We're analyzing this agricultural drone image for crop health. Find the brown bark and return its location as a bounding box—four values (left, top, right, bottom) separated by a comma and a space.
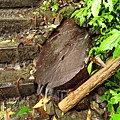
58, 57, 120, 113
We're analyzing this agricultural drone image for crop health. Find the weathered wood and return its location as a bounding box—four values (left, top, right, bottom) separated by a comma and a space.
58, 57, 120, 113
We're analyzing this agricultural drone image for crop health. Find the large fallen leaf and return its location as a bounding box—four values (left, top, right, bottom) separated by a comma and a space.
33, 97, 50, 109
86, 109, 92, 120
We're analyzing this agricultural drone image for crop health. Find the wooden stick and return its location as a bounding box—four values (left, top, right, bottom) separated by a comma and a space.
58, 57, 120, 113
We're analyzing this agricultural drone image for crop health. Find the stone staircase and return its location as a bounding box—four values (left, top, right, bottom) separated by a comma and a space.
0, 0, 41, 35
0, 0, 43, 99
0, 0, 39, 8
0, 0, 43, 63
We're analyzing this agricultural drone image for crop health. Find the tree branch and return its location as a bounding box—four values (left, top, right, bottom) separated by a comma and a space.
58, 57, 120, 113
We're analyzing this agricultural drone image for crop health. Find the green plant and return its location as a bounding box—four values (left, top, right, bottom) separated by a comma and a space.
102, 87, 120, 120
40, 1, 51, 11
71, 0, 120, 59
39, 0, 59, 19
102, 70, 120, 120
17, 106, 31, 116
40, 0, 59, 12
71, 0, 120, 119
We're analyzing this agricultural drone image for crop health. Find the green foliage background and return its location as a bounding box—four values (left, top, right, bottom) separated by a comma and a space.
71, 0, 120, 59
71, 0, 120, 119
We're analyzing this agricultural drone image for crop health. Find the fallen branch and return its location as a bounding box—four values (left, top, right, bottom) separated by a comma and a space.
58, 56, 120, 113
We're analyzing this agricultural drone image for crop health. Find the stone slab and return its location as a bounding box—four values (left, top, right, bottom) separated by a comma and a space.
0, 0, 39, 8
35, 19, 90, 91
0, 82, 36, 100
0, 44, 39, 63
0, 8, 43, 33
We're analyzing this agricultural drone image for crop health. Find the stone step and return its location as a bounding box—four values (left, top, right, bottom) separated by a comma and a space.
0, 8, 43, 33
0, 0, 39, 8
0, 44, 39, 63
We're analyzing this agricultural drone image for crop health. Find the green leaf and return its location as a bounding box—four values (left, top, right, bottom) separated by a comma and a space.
76, 8, 84, 18
107, 15, 114, 22
91, 0, 102, 17
116, 106, 120, 114
87, 61, 93, 75
17, 106, 31, 116
109, 89, 118, 96
88, 17, 98, 26
115, 71, 120, 79
112, 0, 119, 5
110, 114, 120, 120
89, 47, 100, 56
85, 0, 94, 9
71, 10, 80, 18
113, 44, 120, 58
110, 97, 119, 104
99, 31, 120, 51
79, 16, 85, 26
107, 29, 119, 35
51, 4, 59, 11
97, 19, 107, 29
107, 102, 115, 114
19, 101, 24, 106
107, 0, 113, 12
102, 90, 111, 101
87, 9, 92, 19
105, 80, 119, 87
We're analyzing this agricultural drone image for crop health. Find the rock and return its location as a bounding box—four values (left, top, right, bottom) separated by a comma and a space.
75, 96, 90, 111
96, 85, 107, 96
0, 8, 43, 33
39, 10, 54, 24
58, 110, 88, 120
0, 0, 39, 8
59, 5, 75, 18
54, 13, 63, 26
0, 44, 39, 63
57, 109, 104, 120
90, 102, 105, 116
34, 35, 46, 45
35, 18, 90, 96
